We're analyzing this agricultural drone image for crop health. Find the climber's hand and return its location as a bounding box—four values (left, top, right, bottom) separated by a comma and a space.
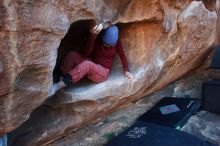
91, 23, 103, 35
125, 71, 133, 80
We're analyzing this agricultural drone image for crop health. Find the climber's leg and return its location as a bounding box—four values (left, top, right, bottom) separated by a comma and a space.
68, 60, 110, 83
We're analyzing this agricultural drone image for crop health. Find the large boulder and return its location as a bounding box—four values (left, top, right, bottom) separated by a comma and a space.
0, 0, 218, 145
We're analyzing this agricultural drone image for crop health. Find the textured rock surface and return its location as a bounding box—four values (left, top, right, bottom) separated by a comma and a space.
216, 1, 220, 44
45, 69, 220, 146
0, 0, 219, 145
8, 67, 220, 146
182, 112, 220, 145
0, 0, 70, 135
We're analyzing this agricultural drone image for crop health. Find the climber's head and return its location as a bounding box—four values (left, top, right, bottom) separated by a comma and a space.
101, 25, 119, 47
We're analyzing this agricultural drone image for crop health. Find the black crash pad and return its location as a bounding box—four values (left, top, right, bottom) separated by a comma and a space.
202, 80, 220, 114
138, 97, 201, 128
106, 121, 217, 146
210, 45, 220, 69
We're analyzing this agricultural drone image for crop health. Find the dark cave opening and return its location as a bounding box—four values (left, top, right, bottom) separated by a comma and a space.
53, 19, 95, 83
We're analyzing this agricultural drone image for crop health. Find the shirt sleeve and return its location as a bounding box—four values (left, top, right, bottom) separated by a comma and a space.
83, 33, 97, 57
116, 40, 129, 72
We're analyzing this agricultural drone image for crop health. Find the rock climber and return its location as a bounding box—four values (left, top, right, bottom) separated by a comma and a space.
49, 23, 133, 96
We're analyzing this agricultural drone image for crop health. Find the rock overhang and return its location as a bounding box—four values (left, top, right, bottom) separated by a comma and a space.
0, 0, 218, 145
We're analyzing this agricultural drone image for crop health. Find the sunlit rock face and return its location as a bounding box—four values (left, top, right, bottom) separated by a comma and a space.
0, 0, 218, 144
216, 1, 220, 44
